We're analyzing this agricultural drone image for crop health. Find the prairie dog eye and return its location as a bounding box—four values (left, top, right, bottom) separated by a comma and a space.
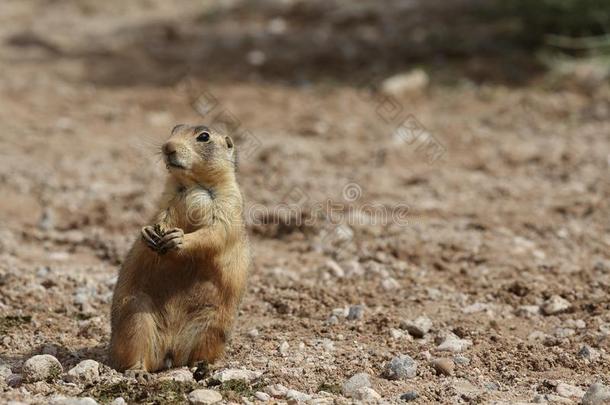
196, 132, 211, 142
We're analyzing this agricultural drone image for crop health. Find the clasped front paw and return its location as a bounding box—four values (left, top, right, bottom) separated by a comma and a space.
157, 227, 184, 254
141, 225, 184, 255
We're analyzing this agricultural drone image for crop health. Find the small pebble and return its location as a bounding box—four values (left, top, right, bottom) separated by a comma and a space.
578, 345, 600, 361
286, 389, 312, 402
555, 382, 585, 399
158, 367, 195, 383
111, 398, 126, 405
254, 391, 271, 401
66, 360, 100, 384
437, 334, 473, 353
541, 295, 571, 315
354, 387, 382, 401
278, 341, 290, 356
381, 277, 400, 290
390, 328, 405, 339
325, 260, 344, 278
0, 363, 12, 380
342, 373, 371, 398
211, 368, 261, 383
401, 316, 432, 338
266, 384, 288, 398
515, 305, 540, 318
188, 389, 222, 405
22, 354, 63, 383
247, 329, 259, 338
400, 391, 419, 401
582, 383, 610, 405
50, 398, 98, 405
6, 374, 22, 388
347, 305, 365, 320
431, 358, 454, 376
384, 355, 417, 380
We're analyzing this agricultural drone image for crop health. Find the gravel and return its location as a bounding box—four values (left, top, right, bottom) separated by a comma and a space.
383, 355, 418, 380
22, 354, 63, 383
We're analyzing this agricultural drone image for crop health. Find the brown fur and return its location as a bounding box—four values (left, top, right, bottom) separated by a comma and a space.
109, 125, 250, 373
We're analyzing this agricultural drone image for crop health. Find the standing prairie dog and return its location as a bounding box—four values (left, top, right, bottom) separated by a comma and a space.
110, 124, 250, 376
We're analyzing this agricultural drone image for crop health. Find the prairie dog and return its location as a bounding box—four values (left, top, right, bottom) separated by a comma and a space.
109, 124, 250, 375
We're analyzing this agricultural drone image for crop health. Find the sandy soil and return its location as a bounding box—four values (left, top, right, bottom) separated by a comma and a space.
0, 0, 609, 404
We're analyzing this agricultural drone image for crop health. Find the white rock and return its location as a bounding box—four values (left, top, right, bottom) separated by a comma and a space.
278, 341, 290, 356
381, 69, 429, 97
342, 373, 371, 397
554, 327, 575, 339
188, 389, 222, 405
401, 316, 432, 338
111, 398, 126, 405
325, 260, 344, 278
565, 319, 586, 329
541, 295, 571, 315
158, 367, 195, 383
515, 305, 540, 318
265, 383, 288, 398
254, 391, 271, 401
390, 328, 405, 339
22, 354, 63, 383
343, 260, 364, 277
582, 383, 610, 405
462, 302, 489, 314
66, 360, 100, 384
211, 368, 261, 383
286, 389, 312, 402
384, 355, 417, 380
247, 328, 259, 338
50, 397, 98, 405
556, 382, 585, 399
354, 387, 382, 402
437, 334, 472, 353
381, 277, 400, 290
0, 363, 12, 380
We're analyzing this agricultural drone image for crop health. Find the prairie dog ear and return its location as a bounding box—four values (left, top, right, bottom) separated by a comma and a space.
225, 136, 234, 153
171, 124, 186, 135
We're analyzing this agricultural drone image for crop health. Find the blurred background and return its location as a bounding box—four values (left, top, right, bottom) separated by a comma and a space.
0, 0, 609, 403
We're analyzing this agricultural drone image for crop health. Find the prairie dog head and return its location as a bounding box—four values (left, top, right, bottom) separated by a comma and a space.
162, 124, 236, 186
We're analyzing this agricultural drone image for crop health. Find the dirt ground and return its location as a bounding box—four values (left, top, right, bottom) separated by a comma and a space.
1, 0, 609, 404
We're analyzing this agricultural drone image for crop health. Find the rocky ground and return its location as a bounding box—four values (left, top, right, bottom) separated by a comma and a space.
0, 0, 610, 404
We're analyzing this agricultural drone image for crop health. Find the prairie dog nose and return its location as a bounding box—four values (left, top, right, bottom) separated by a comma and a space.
162, 142, 177, 156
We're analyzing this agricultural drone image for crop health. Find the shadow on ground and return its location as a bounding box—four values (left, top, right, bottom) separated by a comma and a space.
5, 0, 544, 87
